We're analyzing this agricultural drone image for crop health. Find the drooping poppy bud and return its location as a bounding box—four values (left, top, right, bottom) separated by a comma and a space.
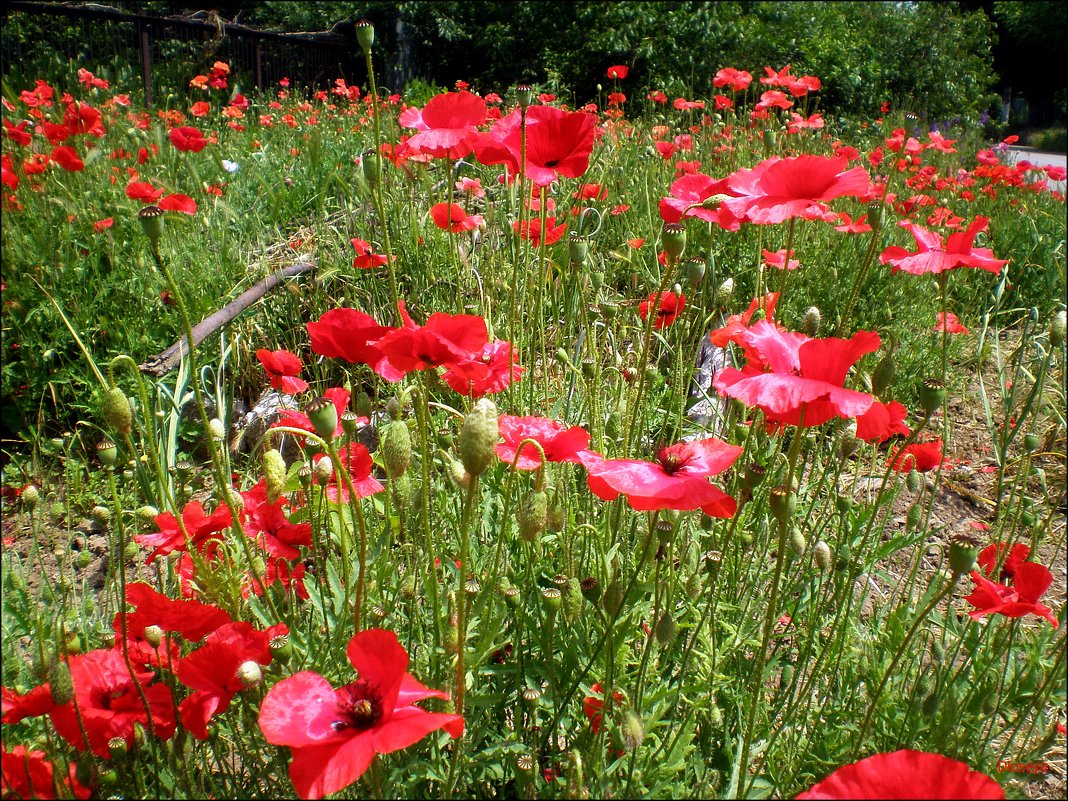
102, 386, 133, 436
263, 448, 287, 502
458, 398, 499, 478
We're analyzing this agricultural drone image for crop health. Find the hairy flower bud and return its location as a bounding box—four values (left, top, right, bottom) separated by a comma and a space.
22, 484, 40, 510
654, 611, 677, 646
236, 660, 263, 688
621, 710, 645, 752
1050, 309, 1066, 347
313, 456, 334, 484
48, 660, 74, 706
871, 350, 896, 399
102, 387, 133, 436
380, 419, 412, 479
458, 398, 499, 477
789, 526, 806, 557
802, 306, 821, 337
517, 490, 548, 542
813, 540, 833, 572
208, 417, 226, 441
714, 276, 735, 307
261, 448, 287, 503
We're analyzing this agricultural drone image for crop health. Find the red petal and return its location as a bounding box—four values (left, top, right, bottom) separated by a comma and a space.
288, 736, 375, 800
371, 706, 465, 755
258, 671, 344, 748
345, 629, 408, 715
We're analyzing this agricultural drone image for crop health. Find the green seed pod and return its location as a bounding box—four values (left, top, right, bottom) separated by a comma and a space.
918, 378, 945, 416
1023, 433, 1041, 454
569, 234, 589, 265
1050, 309, 1066, 347
948, 533, 981, 576
102, 387, 133, 436
504, 586, 521, 609
263, 448, 287, 503
769, 486, 796, 525
269, 633, 293, 664
96, 439, 119, 468
654, 611, 677, 646
906, 469, 922, 494
802, 306, 821, 336
458, 398, 499, 477
399, 574, 418, 600
762, 128, 777, 154
305, 397, 338, 442
361, 151, 381, 188
683, 257, 706, 287
138, 205, 165, 249
661, 222, 687, 261
49, 660, 74, 706
541, 587, 562, 616
580, 576, 601, 603
355, 18, 375, 52
788, 526, 806, 557
379, 419, 413, 479
813, 540, 832, 572
515, 84, 534, 109
743, 463, 766, 490
341, 411, 361, 438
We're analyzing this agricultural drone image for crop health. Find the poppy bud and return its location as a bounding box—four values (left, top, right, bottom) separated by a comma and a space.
124, 540, 139, 561
835, 494, 853, 514
654, 611, 677, 646
458, 398, 499, 477
948, 532, 981, 576
906, 468, 924, 494
305, 396, 338, 442
922, 688, 940, 718
813, 540, 833, 572
357, 391, 375, 419
661, 222, 687, 261
605, 410, 622, 440
236, 660, 263, 688
515, 84, 534, 109
313, 456, 334, 484
138, 205, 165, 249
835, 544, 852, 572
802, 306, 821, 336
22, 484, 40, 510
516, 490, 548, 542
715, 276, 734, 307
208, 417, 226, 441
446, 457, 471, 490
905, 504, 921, 531
380, 419, 412, 478
621, 710, 645, 752
263, 448, 287, 502
137, 505, 159, 523
569, 234, 589, 265
49, 660, 74, 706
1050, 309, 1066, 347
96, 439, 119, 468
871, 350, 896, 399
919, 378, 945, 416
567, 751, 589, 800
683, 257, 706, 287
269, 633, 293, 663
769, 486, 796, 524
391, 472, 413, 511
788, 526, 806, 557
355, 19, 375, 53
762, 129, 777, 154
930, 638, 944, 664
562, 577, 584, 621
602, 578, 624, 617
1023, 433, 1041, 453
91, 505, 111, 529
102, 386, 133, 436
75, 550, 92, 570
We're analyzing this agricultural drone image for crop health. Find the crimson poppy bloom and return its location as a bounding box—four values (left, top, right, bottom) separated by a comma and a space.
257, 348, 309, 394
710, 293, 781, 348
580, 438, 741, 517
474, 106, 596, 186
274, 387, 356, 441
134, 500, 234, 564
49, 145, 83, 172
3, 649, 177, 758
398, 90, 486, 160
722, 155, 872, 225
1, 745, 90, 800
713, 67, 753, 92
513, 216, 567, 245
977, 542, 1030, 582
242, 555, 309, 600
306, 309, 400, 380
430, 202, 484, 232
496, 415, 592, 470
177, 621, 286, 739
170, 125, 208, 152
713, 321, 880, 428
606, 65, 629, 80
658, 172, 744, 231
639, 291, 686, 328
934, 312, 969, 334
441, 340, 524, 397
374, 300, 488, 376
763, 248, 800, 270
796, 749, 1004, 799
855, 400, 910, 443
760, 65, 794, 86
583, 682, 625, 734
258, 628, 464, 800
159, 193, 197, 214
351, 238, 390, 269
240, 479, 313, 559
833, 212, 872, 233
63, 101, 105, 137
114, 581, 231, 667
888, 439, 943, 473
312, 442, 385, 504
756, 90, 793, 111
126, 180, 164, 203
2, 118, 32, 146
879, 217, 1009, 275
965, 562, 1058, 628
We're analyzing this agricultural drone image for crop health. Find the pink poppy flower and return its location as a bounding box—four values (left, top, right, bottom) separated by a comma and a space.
441, 340, 524, 397
495, 415, 592, 470
934, 312, 969, 334
398, 90, 486, 159
658, 172, 744, 231
796, 749, 1004, 799
722, 155, 872, 225
879, 217, 1009, 275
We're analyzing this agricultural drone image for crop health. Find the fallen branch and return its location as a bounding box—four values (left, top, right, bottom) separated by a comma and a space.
138, 259, 315, 377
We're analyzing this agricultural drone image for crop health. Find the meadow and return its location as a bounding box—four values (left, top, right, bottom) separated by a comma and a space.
1, 23, 1066, 799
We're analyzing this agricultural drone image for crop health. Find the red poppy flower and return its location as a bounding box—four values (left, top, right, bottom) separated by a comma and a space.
398, 90, 487, 159
710, 293, 781, 348
977, 542, 1030, 582
134, 500, 234, 564
606, 65, 629, 80
639, 291, 686, 328
63, 101, 105, 137
673, 97, 705, 110
257, 348, 310, 394
1, 745, 90, 800
833, 212, 872, 233
312, 442, 385, 504
763, 248, 800, 270
93, 217, 114, 233
170, 125, 207, 152
441, 340, 524, 397
190, 100, 211, 117
760, 65, 794, 86
177, 621, 285, 739
713, 321, 880, 428
887, 439, 943, 473
49, 145, 84, 172
965, 562, 1058, 628
513, 216, 567, 245
496, 415, 592, 470
934, 312, 969, 334
583, 682, 624, 734
159, 193, 197, 214
879, 217, 1009, 275
4, 649, 177, 758
713, 67, 753, 92
756, 90, 793, 111
474, 106, 596, 186
2, 118, 32, 146
242, 555, 309, 599
796, 749, 1004, 799
118, 580, 232, 648
306, 309, 400, 380
258, 628, 464, 800
855, 399, 910, 443
430, 202, 484, 232
722, 155, 872, 225
351, 237, 390, 269
580, 438, 742, 517
374, 300, 489, 376
126, 180, 164, 203
240, 479, 313, 559
274, 386, 356, 441
658, 172, 744, 231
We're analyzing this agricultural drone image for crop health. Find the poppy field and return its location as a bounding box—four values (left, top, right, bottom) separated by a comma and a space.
2, 22, 1067, 800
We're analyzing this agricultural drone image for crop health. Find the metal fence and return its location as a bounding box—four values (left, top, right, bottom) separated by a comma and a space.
2, 1, 364, 104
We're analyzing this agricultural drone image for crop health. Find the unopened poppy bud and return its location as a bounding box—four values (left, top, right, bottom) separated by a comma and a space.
922, 688, 940, 718
380, 419, 412, 478
930, 638, 944, 664
447, 457, 471, 490
905, 503, 921, 531
516, 84, 534, 109
96, 439, 119, 468
269, 633, 293, 663
313, 456, 334, 484
124, 540, 139, 561
517, 490, 548, 542
102, 386, 133, 436
714, 277, 734, 307
814, 540, 833, 572
683, 257, 706, 286
835, 544, 852, 572
138, 205, 165, 249
871, 351, 895, 399
458, 398, 499, 477
355, 19, 375, 53
569, 234, 589, 265
48, 660, 74, 706
835, 494, 853, 514
250, 556, 266, 579
621, 710, 645, 752
802, 306, 821, 336
1023, 433, 1041, 453
356, 391, 375, 419
208, 417, 226, 441
91, 505, 111, 529
75, 550, 92, 569
236, 660, 263, 688
1050, 310, 1066, 347
948, 532, 981, 576
919, 378, 945, 416
137, 504, 159, 523
654, 611, 677, 646
444, 623, 460, 655
262, 448, 287, 503
548, 500, 566, 531
562, 577, 584, 621
788, 526, 806, 556
22, 484, 39, 510
567, 751, 589, 800
906, 468, 922, 493
602, 578, 624, 616
661, 222, 687, 261
341, 411, 361, 438
305, 396, 338, 442
769, 486, 796, 524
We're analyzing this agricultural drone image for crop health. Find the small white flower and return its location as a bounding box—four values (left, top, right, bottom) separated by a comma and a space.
222, 159, 240, 173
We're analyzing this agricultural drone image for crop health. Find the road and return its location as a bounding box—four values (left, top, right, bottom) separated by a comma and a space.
1003, 147, 1066, 193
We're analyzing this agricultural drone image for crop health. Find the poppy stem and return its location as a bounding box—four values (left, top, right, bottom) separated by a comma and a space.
835, 218, 884, 337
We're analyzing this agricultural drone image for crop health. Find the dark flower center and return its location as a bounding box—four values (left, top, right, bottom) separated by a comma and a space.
332, 680, 383, 731
658, 449, 688, 475
544, 159, 560, 168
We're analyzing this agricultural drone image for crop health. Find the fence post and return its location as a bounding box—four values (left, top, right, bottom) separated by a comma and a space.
137, 20, 153, 107
253, 36, 263, 88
